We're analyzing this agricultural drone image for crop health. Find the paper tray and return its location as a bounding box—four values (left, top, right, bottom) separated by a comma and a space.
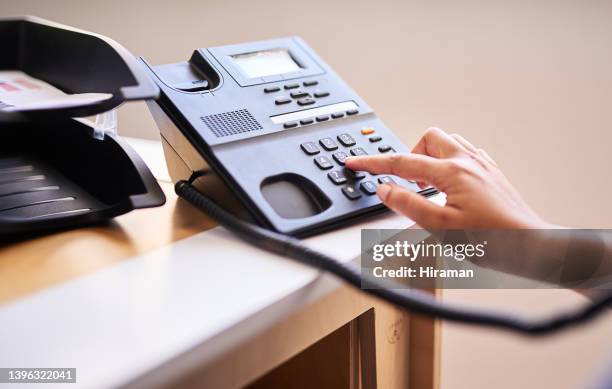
0, 16, 158, 122
0, 119, 165, 236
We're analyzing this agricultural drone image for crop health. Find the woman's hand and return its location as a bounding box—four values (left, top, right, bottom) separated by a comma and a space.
345, 127, 551, 229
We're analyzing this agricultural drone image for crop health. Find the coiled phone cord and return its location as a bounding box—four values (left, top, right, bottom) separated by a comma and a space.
176, 180, 612, 336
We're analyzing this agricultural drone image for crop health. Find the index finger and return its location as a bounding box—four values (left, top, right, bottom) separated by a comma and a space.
345, 153, 448, 189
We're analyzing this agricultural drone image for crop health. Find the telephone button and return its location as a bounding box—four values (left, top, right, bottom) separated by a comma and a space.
264, 86, 280, 93
303, 80, 318, 87
342, 185, 362, 200
337, 133, 356, 147
360, 181, 377, 195
361, 127, 375, 135
319, 137, 338, 151
301, 142, 320, 155
290, 89, 310, 98
284, 121, 298, 129
378, 176, 396, 185
350, 147, 368, 156
316, 115, 329, 122
300, 118, 314, 125
328, 170, 347, 185
314, 156, 333, 170
275, 97, 291, 105
313, 90, 330, 98
331, 112, 345, 119
346, 109, 359, 115
298, 97, 316, 106
368, 136, 382, 142
345, 168, 366, 180
284, 83, 300, 89
378, 145, 393, 153
332, 151, 349, 165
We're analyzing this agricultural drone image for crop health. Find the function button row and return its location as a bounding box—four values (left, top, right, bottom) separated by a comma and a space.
303, 80, 318, 87
264, 86, 281, 93
319, 137, 338, 151
284, 83, 300, 89
275, 97, 291, 105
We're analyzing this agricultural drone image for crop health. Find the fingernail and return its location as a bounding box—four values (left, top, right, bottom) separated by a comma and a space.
377, 184, 391, 201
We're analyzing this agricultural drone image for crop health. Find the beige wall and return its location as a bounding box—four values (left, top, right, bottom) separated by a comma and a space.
4, 1, 612, 387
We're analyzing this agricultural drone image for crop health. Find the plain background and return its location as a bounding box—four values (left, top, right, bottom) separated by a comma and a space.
4, 0, 612, 387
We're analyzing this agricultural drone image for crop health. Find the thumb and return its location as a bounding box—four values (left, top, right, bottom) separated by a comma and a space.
378, 184, 455, 229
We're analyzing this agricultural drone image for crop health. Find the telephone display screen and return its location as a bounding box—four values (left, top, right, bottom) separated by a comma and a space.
231, 49, 301, 78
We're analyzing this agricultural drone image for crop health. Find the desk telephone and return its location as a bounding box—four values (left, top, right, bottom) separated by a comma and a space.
141, 37, 436, 236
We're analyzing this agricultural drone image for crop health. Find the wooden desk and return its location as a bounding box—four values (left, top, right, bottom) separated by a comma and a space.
0, 139, 439, 389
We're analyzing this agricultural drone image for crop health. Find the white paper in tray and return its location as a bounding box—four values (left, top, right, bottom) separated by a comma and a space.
0, 70, 112, 112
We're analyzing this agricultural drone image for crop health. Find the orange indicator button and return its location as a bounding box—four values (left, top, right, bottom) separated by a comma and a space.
361, 127, 375, 135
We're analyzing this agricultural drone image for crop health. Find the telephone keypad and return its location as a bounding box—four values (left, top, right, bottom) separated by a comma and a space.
302, 129, 403, 200
319, 137, 338, 151
328, 170, 347, 185
314, 156, 334, 170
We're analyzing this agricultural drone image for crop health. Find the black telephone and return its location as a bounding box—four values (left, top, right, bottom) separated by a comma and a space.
138, 37, 612, 336
140, 37, 435, 236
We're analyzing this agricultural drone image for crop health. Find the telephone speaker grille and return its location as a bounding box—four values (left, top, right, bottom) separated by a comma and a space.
201, 109, 263, 137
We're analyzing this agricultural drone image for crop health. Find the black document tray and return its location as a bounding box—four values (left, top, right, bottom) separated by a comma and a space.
0, 16, 164, 236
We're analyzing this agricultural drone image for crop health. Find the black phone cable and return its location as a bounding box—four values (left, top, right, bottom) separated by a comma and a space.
175, 180, 612, 336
